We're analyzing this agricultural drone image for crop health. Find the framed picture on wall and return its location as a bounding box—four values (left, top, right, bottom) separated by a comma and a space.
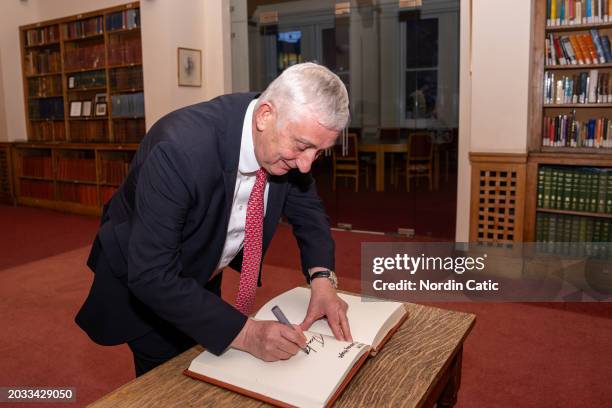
95, 102, 107, 117
69, 101, 82, 117
81, 101, 92, 117
177, 47, 202, 87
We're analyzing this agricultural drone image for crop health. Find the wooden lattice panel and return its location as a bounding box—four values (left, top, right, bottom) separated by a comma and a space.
469, 154, 527, 243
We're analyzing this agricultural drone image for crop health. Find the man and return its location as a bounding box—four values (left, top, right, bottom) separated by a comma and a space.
75, 62, 353, 376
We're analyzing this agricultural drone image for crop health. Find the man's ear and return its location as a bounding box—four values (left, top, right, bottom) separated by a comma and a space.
254, 102, 273, 131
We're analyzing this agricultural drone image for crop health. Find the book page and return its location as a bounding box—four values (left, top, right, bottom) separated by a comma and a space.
188, 332, 369, 408
254, 287, 406, 349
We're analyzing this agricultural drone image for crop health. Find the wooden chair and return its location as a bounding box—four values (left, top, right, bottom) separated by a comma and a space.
395, 132, 434, 192
332, 133, 368, 192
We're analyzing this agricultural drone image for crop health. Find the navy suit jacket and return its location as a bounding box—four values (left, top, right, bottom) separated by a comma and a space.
75, 93, 335, 355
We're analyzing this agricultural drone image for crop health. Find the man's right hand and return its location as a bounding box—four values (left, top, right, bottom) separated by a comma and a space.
230, 319, 307, 362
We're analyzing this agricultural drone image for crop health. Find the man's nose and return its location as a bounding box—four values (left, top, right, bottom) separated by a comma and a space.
296, 150, 317, 173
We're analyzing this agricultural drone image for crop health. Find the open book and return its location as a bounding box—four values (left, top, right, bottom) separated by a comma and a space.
184, 287, 408, 408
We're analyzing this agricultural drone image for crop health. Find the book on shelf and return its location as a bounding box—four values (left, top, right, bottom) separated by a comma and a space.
62, 16, 103, 39
58, 183, 98, 206
100, 186, 117, 204
547, 0, 612, 26
537, 166, 612, 213
546, 30, 612, 66
68, 70, 106, 89
63, 42, 105, 71
101, 159, 129, 184
69, 121, 108, 143
30, 121, 66, 142
21, 154, 53, 178
111, 92, 145, 117
536, 212, 611, 258
106, 8, 140, 32
107, 35, 142, 66
20, 179, 54, 200
109, 66, 143, 91
543, 70, 612, 105
542, 114, 612, 147
25, 25, 59, 46
24, 49, 61, 76
28, 76, 63, 97
57, 155, 96, 182
185, 287, 408, 408
28, 97, 64, 121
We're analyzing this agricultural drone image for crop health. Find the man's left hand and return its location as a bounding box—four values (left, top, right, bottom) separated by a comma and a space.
299, 277, 353, 342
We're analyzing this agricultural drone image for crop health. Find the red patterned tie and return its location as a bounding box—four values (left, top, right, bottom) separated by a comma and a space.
235, 167, 268, 315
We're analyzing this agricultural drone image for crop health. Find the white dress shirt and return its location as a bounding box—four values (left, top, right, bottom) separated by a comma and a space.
215, 99, 269, 270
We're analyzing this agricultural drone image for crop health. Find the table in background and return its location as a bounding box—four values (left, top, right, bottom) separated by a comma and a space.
89, 302, 476, 408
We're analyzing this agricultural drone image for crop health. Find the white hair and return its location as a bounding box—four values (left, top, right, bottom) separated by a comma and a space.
255, 62, 350, 131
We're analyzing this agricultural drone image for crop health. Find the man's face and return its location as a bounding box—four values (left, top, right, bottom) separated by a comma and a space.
253, 103, 339, 176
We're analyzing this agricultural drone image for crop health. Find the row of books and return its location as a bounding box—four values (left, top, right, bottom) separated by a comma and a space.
69, 121, 108, 143
24, 50, 61, 76
543, 70, 612, 104
110, 67, 143, 91
21, 156, 53, 178
112, 93, 144, 117
101, 158, 129, 184
546, 30, 612, 66
113, 118, 146, 143
62, 16, 103, 39
106, 9, 140, 31
58, 183, 98, 206
536, 213, 611, 258
69, 70, 106, 89
63, 43, 105, 71
25, 26, 60, 47
28, 76, 62, 97
20, 179, 54, 200
29, 98, 64, 120
537, 166, 612, 213
57, 157, 96, 182
30, 122, 66, 142
100, 186, 117, 204
546, 0, 612, 26
542, 115, 612, 147
107, 36, 142, 66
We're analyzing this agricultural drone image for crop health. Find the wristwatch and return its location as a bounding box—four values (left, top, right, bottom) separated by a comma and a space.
309, 269, 338, 289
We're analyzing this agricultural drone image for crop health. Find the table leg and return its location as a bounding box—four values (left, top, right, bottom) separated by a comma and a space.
434, 148, 440, 190
437, 346, 463, 408
376, 148, 384, 192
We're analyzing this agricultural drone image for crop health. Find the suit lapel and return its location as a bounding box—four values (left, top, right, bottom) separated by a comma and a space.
220, 92, 259, 220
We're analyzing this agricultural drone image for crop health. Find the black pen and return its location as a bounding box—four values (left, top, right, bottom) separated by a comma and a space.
271, 305, 309, 355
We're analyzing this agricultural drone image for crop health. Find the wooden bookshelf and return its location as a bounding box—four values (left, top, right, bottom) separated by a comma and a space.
19, 1, 145, 144
0, 143, 15, 204
12, 143, 137, 216
524, 1, 612, 243
15, 3, 143, 215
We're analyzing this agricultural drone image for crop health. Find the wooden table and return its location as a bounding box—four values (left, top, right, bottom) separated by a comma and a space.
359, 141, 441, 192
358, 141, 407, 192
90, 303, 476, 408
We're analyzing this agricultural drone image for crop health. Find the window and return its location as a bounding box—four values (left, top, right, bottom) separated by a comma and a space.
404, 17, 438, 121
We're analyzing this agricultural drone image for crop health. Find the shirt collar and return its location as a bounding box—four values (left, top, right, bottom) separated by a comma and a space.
239, 99, 260, 174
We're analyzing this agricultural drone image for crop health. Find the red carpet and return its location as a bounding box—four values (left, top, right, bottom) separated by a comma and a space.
0, 205, 610, 407
0, 204, 99, 270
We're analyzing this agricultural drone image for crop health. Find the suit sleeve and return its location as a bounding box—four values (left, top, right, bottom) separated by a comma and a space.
282, 171, 335, 279
127, 141, 246, 355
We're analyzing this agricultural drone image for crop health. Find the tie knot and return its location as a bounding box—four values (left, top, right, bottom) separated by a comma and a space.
256, 167, 267, 181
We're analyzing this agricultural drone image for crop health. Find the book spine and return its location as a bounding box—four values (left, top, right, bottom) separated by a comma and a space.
569, 35, 585, 64
590, 29, 607, 63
